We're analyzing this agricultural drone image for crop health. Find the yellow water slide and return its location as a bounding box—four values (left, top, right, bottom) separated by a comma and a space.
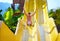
0, 0, 60, 41
16, 0, 40, 41
0, 21, 17, 41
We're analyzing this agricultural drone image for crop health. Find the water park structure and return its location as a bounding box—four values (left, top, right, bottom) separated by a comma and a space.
0, 0, 60, 41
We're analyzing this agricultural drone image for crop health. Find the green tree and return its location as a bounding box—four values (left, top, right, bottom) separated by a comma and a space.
49, 8, 60, 32
55, 9, 60, 24
3, 7, 14, 32
0, 10, 2, 12
0, 14, 3, 20
49, 8, 60, 25
0, 10, 3, 20
3, 7, 24, 33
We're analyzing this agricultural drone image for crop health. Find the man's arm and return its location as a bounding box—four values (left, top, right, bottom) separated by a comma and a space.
31, 11, 36, 16
24, 9, 27, 16
31, 8, 37, 16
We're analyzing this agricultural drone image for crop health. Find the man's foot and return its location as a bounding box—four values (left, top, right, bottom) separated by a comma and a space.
27, 24, 34, 27
32, 24, 34, 27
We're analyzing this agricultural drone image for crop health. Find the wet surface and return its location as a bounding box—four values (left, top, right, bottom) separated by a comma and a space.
38, 26, 45, 41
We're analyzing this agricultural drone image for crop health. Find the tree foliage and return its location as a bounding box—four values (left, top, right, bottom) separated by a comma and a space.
0, 10, 3, 20
49, 8, 60, 32
0, 9, 2, 12
0, 14, 3, 20
49, 8, 60, 25
3, 7, 24, 33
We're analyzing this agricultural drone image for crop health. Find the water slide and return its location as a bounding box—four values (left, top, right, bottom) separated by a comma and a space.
0, 0, 60, 41
15, 0, 40, 41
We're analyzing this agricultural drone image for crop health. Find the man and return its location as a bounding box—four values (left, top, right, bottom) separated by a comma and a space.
24, 9, 36, 26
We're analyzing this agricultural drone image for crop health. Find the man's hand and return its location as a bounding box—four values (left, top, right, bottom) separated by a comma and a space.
31, 10, 36, 16
23, 8, 28, 16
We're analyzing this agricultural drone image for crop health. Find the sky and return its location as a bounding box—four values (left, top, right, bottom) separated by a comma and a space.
0, 0, 13, 4
0, 0, 60, 10
0, 0, 60, 14
47, 0, 60, 10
